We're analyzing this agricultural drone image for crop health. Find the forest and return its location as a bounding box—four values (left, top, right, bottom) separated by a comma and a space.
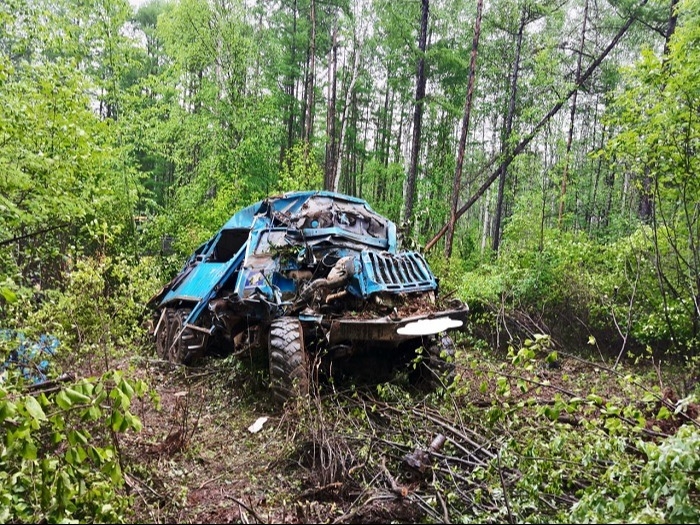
1, 0, 699, 522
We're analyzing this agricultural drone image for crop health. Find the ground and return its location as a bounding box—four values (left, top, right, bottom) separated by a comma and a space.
111, 335, 700, 524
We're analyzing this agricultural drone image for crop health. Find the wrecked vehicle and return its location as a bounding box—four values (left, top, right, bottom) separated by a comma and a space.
148, 191, 468, 401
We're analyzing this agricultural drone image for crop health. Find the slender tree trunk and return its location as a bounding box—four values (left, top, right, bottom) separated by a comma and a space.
282, 2, 298, 166
350, 88, 358, 195
360, 103, 370, 195
385, 90, 394, 168
481, 186, 490, 253
303, 0, 316, 156
492, 10, 525, 254
445, 0, 483, 257
663, 0, 680, 59
381, 79, 391, 167
324, 17, 338, 189
558, 0, 588, 224
588, 121, 606, 232
424, 0, 648, 252
395, 105, 405, 165
332, 47, 360, 192
404, 0, 429, 227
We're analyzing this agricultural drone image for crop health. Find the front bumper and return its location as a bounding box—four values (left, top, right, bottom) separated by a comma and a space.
323, 305, 469, 346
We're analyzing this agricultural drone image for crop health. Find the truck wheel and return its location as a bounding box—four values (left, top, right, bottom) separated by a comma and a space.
168, 308, 208, 365
268, 317, 309, 403
155, 308, 175, 359
415, 334, 456, 390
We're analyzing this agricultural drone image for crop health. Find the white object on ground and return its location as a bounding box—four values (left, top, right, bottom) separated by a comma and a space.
247, 416, 269, 433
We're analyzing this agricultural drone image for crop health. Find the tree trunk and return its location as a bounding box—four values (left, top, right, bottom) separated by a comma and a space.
558, 0, 588, 224
381, 79, 391, 168
283, 0, 298, 167
662, 0, 679, 59
445, 0, 483, 258
303, 0, 316, 156
331, 47, 360, 192
492, 10, 525, 254
324, 17, 338, 190
404, 0, 429, 227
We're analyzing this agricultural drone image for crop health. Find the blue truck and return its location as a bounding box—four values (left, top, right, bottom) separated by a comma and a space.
148, 191, 468, 401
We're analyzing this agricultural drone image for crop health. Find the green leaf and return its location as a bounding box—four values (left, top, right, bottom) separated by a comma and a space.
110, 410, 124, 432
55, 391, 73, 410
0, 400, 17, 423
0, 287, 17, 303
65, 388, 91, 405
543, 406, 560, 421
24, 395, 46, 422
21, 440, 37, 460
656, 406, 671, 420
587, 394, 603, 405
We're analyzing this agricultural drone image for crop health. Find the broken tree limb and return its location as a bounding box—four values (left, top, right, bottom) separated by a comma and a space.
0, 222, 74, 247
424, 0, 649, 253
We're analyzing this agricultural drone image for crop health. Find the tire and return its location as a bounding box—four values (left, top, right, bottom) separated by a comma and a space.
414, 333, 456, 390
268, 317, 309, 403
155, 308, 175, 359
167, 308, 208, 365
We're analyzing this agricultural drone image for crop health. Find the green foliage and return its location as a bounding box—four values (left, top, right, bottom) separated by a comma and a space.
358, 160, 404, 225
571, 424, 700, 523
8, 256, 162, 371
457, 219, 698, 353
276, 142, 323, 193
0, 1, 145, 286
0, 371, 147, 523
599, 0, 700, 353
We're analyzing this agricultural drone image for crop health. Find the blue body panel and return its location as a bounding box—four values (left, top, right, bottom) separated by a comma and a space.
161, 262, 231, 304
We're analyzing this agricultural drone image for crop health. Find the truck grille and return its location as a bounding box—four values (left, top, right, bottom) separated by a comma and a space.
361, 251, 437, 293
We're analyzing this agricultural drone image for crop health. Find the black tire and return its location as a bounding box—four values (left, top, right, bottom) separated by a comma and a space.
268, 317, 309, 403
155, 308, 175, 359
414, 333, 456, 390
168, 308, 208, 365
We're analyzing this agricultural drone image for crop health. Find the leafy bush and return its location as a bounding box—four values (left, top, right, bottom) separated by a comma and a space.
10, 255, 162, 371
571, 424, 700, 523
0, 371, 147, 523
457, 223, 697, 354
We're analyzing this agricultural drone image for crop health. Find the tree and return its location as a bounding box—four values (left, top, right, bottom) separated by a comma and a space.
404, 0, 430, 229
604, 0, 700, 350
425, 0, 651, 252
445, 0, 484, 258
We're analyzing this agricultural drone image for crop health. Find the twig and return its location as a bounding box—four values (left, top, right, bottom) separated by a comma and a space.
409, 407, 496, 460
227, 495, 264, 524
433, 471, 451, 524
379, 457, 408, 497
299, 481, 343, 498
197, 473, 225, 490
497, 448, 514, 524
124, 472, 165, 501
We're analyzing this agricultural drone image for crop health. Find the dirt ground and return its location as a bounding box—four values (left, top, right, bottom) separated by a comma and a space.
113, 337, 699, 524
116, 352, 421, 524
